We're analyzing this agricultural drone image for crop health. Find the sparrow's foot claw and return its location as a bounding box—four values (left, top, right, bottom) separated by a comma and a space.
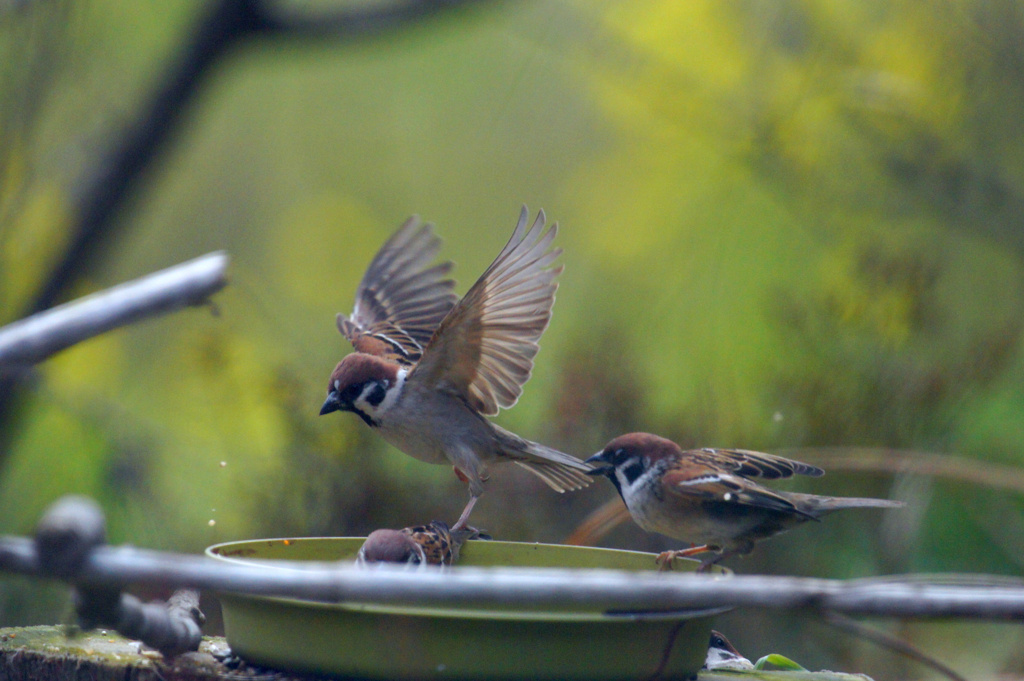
655, 551, 677, 571
452, 524, 491, 542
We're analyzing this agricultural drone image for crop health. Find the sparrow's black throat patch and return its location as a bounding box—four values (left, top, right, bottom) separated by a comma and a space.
350, 407, 379, 428
585, 449, 636, 501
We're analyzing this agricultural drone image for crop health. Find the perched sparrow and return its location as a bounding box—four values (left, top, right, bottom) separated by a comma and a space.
585, 432, 904, 570
356, 529, 428, 569
320, 207, 591, 529
703, 630, 754, 671
355, 520, 488, 568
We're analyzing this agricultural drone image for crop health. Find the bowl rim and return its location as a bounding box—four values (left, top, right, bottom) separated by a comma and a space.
206, 535, 704, 563
205, 536, 732, 622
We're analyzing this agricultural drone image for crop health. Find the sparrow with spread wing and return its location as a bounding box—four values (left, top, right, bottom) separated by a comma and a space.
586, 432, 903, 571
320, 207, 591, 530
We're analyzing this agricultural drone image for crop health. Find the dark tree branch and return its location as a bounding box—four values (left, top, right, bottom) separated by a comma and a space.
24, 0, 485, 318
0, 0, 484, 462
784, 446, 1024, 494
824, 612, 969, 681
254, 0, 481, 38
0, 252, 228, 373
34, 0, 256, 320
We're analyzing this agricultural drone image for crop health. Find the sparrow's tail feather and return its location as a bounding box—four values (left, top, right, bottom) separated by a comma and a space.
494, 426, 592, 492
513, 458, 592, 492
793, 493, 905, 517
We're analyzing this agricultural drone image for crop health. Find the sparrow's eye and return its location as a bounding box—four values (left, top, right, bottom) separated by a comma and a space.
710, 635, 725, 647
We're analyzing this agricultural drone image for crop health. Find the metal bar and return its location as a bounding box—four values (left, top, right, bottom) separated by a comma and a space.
2, 536, 1022, 620
0, 252, 228, 369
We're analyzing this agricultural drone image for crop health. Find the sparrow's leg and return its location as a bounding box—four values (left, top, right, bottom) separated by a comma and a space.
452, 465, 490, 484
655, 545, 713, 571
451, 495, 479, 532
451, 463, 487, 532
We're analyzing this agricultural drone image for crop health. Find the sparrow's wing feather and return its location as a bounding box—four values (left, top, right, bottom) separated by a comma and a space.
410, 207, 562, 415
402, 521, 454, 566
689, 448, 824, 480
662, 462, 817, 520
338, 217, 458, 365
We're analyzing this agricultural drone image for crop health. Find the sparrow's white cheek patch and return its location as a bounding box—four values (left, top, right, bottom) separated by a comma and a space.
704, 647, 753, 671
375, 368, 407, 414
354, 383, 384, 412
618, 461, 658, 500
334, 380, 340, 390
619, 457, 646, 486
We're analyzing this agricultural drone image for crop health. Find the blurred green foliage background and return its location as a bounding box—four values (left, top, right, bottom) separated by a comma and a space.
3, 0, 1024, 677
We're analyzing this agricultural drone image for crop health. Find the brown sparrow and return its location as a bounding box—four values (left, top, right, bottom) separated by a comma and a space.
585, 432, 904, 570
703, 630, 754, 671
355, 520, 488, 568
320, 207, 591, 530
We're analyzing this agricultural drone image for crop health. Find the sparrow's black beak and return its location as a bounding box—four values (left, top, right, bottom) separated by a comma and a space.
584, 451, 614, 477
319, 390, 344, 416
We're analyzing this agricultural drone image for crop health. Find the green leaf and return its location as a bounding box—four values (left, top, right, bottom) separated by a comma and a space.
754, 654, 808, 671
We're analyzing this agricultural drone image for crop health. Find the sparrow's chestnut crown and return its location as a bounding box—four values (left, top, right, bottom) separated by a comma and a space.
586, 432, 683, 470
319, 353, 400, 421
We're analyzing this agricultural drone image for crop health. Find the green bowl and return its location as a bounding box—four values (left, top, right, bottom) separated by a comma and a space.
207, 537, 728, 680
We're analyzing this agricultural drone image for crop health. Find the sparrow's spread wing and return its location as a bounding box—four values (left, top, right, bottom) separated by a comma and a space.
689, 448, 824, 480
338, 217, 458, 365
661, 460, 816, 519
410, 207, 562, 415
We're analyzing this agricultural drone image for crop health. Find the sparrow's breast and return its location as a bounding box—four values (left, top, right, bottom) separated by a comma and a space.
374, 387, 499, 469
